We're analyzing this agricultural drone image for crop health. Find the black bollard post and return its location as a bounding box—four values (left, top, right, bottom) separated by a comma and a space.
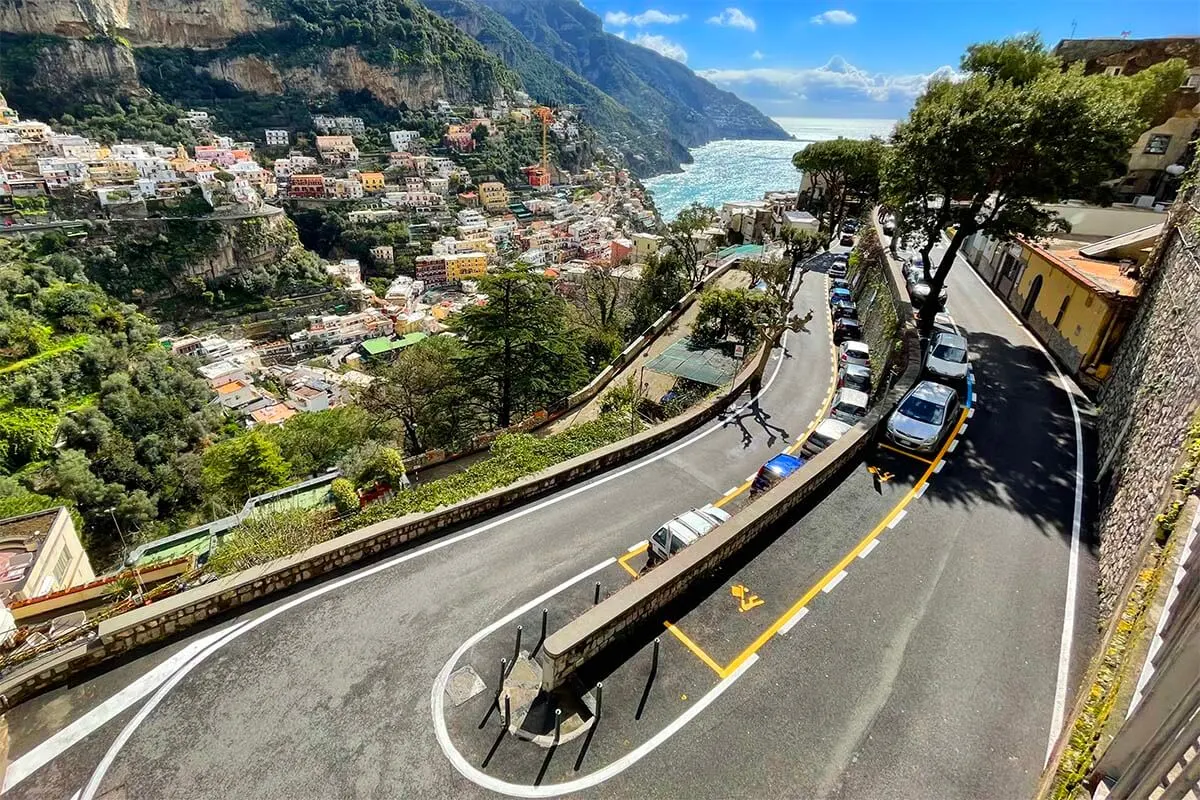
540, 608, 548, 640
513, 625, 523, 664
503, 693, 511, 727
554, 708, 562, 745
499, 657, 507, 692
594, 581, 601, 605
652, 637, 660, 672
595, 682, 603, 719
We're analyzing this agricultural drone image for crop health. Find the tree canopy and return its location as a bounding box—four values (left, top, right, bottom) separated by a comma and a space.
792, 137, 885, 234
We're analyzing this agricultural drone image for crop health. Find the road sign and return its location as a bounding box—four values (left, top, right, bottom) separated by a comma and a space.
733, 344, 745, 359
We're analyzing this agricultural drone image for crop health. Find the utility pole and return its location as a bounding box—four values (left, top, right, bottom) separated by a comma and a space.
108, 507, 146, 602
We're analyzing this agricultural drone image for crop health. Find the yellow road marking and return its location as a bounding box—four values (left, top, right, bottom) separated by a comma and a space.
618, 542, 648, 577
663, 622, 727, 677
720, 407, 970, 675
877, 442, 936, 464
713, 479, 752, 508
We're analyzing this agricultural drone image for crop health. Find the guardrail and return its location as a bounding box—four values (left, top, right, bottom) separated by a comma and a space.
540, 208, 921, 690
0, 336, 761, 708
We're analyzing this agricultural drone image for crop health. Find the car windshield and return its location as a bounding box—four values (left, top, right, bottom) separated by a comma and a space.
899, 395, 945, 425
932, 343, 967, 362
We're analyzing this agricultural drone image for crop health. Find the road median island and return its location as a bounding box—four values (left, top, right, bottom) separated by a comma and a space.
0, 321, 765, 709
540, 208, 922, 692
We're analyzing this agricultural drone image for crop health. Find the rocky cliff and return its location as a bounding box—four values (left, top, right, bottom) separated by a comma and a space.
0, 0, 273, 45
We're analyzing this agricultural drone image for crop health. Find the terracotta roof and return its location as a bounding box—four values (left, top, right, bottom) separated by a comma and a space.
1023, 238, 1141, 300
250, 403, 297, 425
215, 380, 247, 394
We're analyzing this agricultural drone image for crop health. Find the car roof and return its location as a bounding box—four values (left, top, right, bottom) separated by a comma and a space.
843, 340, 869, 354
843, 363, 870, 377
764, 453, 805, 476
834, 387, 869, 406
910, 380, 957, 403
837, 317, 861, 326
933, 331, 968, 349
815, 417, 852, 436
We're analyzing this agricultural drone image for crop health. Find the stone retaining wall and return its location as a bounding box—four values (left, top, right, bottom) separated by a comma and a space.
540, 208, 920, 690
1094, 195, 1200, 616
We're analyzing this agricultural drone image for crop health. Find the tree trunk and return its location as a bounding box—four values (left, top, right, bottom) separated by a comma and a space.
748, 326, 783, 395
402, 417, 422, 455
918, 224, 971, 337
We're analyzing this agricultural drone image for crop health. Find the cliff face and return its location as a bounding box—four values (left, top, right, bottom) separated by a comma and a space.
0, 0, 273, 45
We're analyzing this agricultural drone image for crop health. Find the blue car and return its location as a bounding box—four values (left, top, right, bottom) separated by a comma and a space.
830, 287, 852, 305
750, 453, 807, 497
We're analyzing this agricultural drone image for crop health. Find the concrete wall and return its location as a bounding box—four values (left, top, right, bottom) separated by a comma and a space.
540, 208, 921, 690
1093, 193, 1200, 615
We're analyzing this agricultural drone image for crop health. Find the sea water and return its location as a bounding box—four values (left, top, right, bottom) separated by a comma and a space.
643, 117, 897, 221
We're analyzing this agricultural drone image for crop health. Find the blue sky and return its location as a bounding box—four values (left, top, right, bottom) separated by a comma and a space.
583, 0, 1200, 119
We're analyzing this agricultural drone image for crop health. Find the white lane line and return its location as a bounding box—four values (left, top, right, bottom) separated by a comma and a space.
432, 571, 759, 797
948, 440, 959, 453
947, 235, 1087, 765
933, 460, 946, 473
626, 540, 648, 552
968, 407, 976, 418
915, 482, 930, 499
959, 424, 968, 435
823, 571, 848, 593
723, 486, 740, 497
859, 539, 880, 559
778, 607, 809, 636
887, 510, 907, 530
2, 623, 247, 793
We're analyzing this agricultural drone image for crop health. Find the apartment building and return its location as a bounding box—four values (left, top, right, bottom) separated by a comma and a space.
479, 181, 509, 211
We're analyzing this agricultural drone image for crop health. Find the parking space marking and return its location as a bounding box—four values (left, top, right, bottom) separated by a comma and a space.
777, 607, 809, 636
915, 482, 930, 499
933, 460, 946, 473
886, 510, 907, 529
664, 622, 726, 677
823, 570, 848, 593
714, 479, 753, 508
618, 542, 648, 577
959, 424, 968, 434
948, 440, 959, 453
722, 486, 740, 497
858, 539, 880, 558
878, 442, 935, 464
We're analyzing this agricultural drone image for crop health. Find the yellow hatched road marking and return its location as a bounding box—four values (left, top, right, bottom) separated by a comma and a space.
617, 542, 648, 577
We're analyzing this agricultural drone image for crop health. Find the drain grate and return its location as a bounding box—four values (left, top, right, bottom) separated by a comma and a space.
445, 665, 487, 707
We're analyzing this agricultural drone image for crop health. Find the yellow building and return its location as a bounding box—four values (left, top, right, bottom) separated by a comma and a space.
445, 251, 488, 281
479, 181, 509, 211
1008, 232, 1147, 383
631, 232, 662, 259
358, 171, 386, 193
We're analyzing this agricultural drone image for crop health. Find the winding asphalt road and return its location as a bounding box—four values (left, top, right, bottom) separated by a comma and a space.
2, 242, 1096, 800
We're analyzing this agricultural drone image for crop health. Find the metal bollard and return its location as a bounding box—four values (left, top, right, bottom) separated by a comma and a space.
554, 708, 562, 744
503, 693, 511, 727
499, 657, 507, 692
594, 581, 601, 605
595, 682, 603, 719
652, 637, 660, 672
540, 608, 548, 641
513, 625, 523, 663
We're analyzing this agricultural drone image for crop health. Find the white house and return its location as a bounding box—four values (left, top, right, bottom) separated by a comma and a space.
265, 129, 289, 147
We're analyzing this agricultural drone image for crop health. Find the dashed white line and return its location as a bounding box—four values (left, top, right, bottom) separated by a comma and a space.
626, 540, 648, 552
777, 607, 809, 636
859, 539, 880, 559
915, 482, 930, 499
959, 424, 968, 434
887, 510, 907, 529
948, 440, 959, 453
968, 407, 976, 418
723, 486, 739, 496
933, 460, 946, 473
823, 570, 848, 593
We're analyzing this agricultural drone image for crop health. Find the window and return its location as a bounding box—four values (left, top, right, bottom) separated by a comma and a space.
1104, 66, 1123, 77
53, 546, 72, 583
1184, 73, 1200, 89
1145, 134, 1172, 155
1054, 295, 1071, 328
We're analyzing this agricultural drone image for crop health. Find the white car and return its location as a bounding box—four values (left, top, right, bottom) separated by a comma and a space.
839, 340, 870, 369
802, 418, 852, 457
925, 331, 970, 381
647, 504, 731, 564
830, 387, 869, 425
886, 380, 961, 453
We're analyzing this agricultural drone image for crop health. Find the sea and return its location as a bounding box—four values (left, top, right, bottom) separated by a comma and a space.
643, 117, 898, 221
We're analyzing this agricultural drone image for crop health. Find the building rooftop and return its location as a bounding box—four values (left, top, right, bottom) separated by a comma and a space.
249, 403, 297, 425
215, 379, 248, 395
1026, 239, 1142, 300
360, 332, 429, 356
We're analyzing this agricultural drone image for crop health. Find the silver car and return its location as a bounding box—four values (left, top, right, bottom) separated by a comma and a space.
886, 380, 961, 453
802, 417, 852, 457
926, 331, 969, 381
647, 504, 731, 564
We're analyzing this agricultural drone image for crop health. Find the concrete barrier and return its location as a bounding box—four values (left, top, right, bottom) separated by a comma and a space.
540, 208, 922, 690
0, 343, 763, 708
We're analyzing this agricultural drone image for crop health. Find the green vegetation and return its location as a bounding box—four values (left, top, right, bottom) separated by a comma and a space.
884, 34, 1177, 336
288, 205, 413, 277
693, 288, 771, 349
206, 507, 334, 576
330, 478, 359, 514
792, 138, 885, 235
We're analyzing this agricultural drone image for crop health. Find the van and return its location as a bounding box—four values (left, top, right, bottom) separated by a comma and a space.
830, 387, 869, 425
750, 453, 807, 498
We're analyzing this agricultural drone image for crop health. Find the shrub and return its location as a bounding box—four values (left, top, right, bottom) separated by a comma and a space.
330, 477, 359, 514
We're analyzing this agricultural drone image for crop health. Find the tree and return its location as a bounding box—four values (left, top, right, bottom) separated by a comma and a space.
629, 251, 689, 333
453, 271, 588, 428
201, 432, 293, 506
330, 478, 360, 514
268, 406, 372, 477
740, 256, 808, 393
693, 288, 770, 348
779, 227, 829, 272
792, 138, 885, 235
883, 34, 1145, 336
665, 203, 717, 284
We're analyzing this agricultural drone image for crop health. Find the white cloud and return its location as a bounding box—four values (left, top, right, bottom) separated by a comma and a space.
751, 50, 764, 61
632, 33, 688, 63
810, 9, 858, 25
614, 29, 628, 39
698, 56, 959, 104
707, 7, 757, 31
604, 9, 687, 27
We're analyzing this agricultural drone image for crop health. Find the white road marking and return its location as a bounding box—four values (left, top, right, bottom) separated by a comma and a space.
959, 424, 968, 435
915, 482, 930, 499
933, 460, 946, 473
887, 510, 907, 530
722, 486, 740, 497
2, 622, 246, 792
823, 571, 848, 593
945, 236, 1087, 764
948, 440, 959, 453
968, 407, 976, 418
431, 565, 759, 797
778, 607, 809, 636
859, 539, 880, 559
626, 540, 648, 552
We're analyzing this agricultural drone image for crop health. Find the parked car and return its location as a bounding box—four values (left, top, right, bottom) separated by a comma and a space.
750, 453, 808, 498
909, 281, 948, 311
830, 287, 853, 305
842, 219, 859, 233
839, 340, 870, 368
830, 387, 870, 425
831, 297, 857, 317
647, 505, 731, 565
838, 362, 872, 394
925, 331, 970, 380
839, 232, 855, 247
802, 417, 853, 457
830, 278, 851, 295
886, 380, 961, 453
834, 317, 864, 343
829, 257, 848, 279
883, 219, 896, 236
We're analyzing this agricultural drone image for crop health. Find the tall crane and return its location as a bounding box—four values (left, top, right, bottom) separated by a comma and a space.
533, 105, 554, 176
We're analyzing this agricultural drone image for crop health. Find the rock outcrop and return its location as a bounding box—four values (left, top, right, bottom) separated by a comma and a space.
0, 0, 273, 46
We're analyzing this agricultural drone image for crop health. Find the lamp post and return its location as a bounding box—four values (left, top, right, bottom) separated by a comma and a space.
108, 507, 145, 602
